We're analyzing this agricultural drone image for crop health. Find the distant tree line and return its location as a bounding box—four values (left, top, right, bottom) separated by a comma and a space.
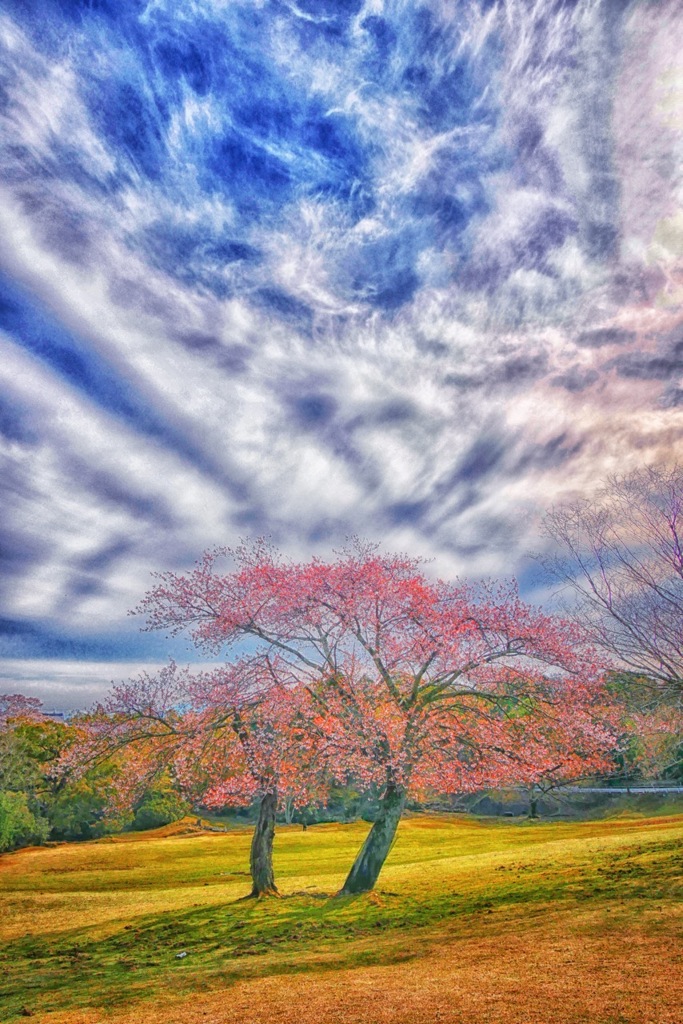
0, 696, 189, 853
1, 671, 680, 857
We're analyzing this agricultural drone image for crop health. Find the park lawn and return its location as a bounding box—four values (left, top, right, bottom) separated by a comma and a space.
1, 813, 682, 1023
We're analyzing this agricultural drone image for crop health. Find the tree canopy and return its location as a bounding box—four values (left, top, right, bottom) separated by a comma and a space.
127, 540, 616, 893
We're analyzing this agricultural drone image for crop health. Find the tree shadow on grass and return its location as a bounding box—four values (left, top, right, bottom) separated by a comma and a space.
0, 891, 418, 1021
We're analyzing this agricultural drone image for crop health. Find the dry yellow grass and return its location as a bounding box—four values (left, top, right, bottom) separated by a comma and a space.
50, 905, 683, 1024
0, 824, 253, 942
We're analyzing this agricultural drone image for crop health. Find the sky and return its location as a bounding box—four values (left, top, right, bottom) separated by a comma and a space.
1, 0, 682, 709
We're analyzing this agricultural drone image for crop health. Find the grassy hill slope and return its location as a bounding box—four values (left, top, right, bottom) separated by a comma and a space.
1, 813, 682, 1023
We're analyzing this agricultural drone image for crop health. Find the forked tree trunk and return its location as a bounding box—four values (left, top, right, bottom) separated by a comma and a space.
249, 790, 279, 897
340, 783, 406, 895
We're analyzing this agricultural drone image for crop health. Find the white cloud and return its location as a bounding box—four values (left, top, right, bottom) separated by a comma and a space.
0, 334, 239, 626
0, 0, 682, 655
0, 659, 224, 711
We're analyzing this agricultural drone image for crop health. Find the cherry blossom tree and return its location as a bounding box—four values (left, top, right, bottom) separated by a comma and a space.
0, 694, 46, 798
0, 693, 44, 727
137, 541, 617, 894
169, 662, 323, 896
67, 660, 322, 896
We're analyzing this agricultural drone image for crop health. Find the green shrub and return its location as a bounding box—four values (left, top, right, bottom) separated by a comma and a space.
132, 788, 189, 831
49, 777, 110, 841
0, 790, 50, 852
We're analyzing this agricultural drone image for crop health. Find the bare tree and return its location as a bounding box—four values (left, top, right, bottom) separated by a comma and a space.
541, 465, 683, 708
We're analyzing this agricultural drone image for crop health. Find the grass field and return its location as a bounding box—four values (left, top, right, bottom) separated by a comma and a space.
1, 812, 682, 1023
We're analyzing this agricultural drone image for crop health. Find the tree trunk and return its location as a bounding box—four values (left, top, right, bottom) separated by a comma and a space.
249, 791, 279, 897
340, 783, 405, 895
283, 795, 294, 825
528, 786, 540, 819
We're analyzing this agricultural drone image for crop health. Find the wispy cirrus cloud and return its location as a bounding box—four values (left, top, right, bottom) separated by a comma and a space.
0, 0, 682, 687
